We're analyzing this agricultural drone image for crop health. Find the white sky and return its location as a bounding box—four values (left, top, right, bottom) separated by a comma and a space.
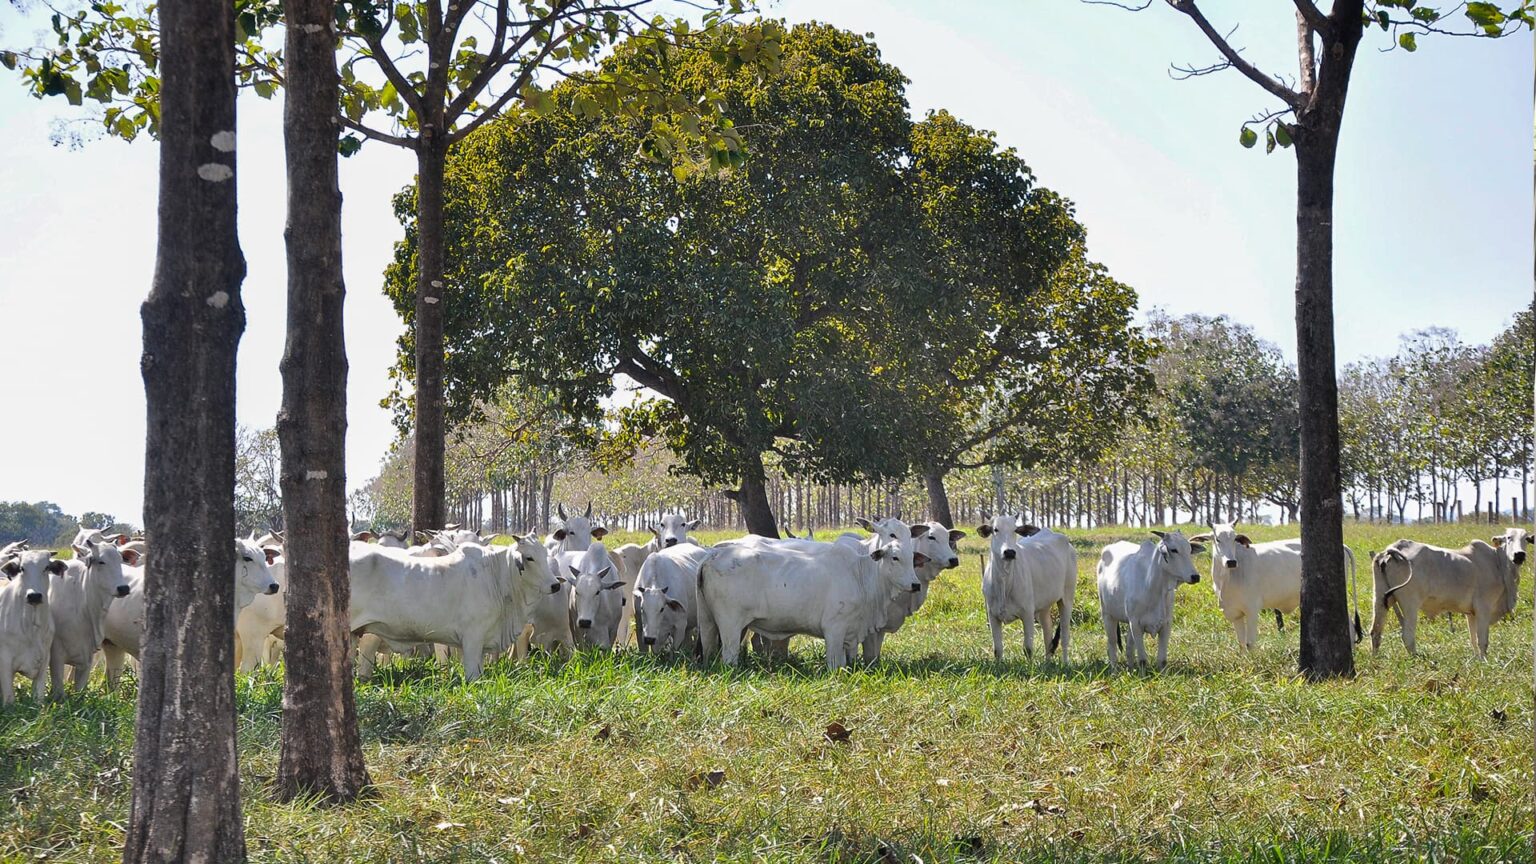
0, 1, 1530, 525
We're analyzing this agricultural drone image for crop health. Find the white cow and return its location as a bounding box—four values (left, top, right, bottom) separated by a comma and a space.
697, 523, 921, 671
608, 542, 651, 648
563, 542, 627, 651
101, 538, 281, 687
546, 503, 607, 553
846, 518, 954, 663
648, 513, 701, 552
978, 515, 1076, 662
633, 544, 711, 655
1370, 529, 1528, 658
1096, 530, 1204, 670
349, 534, 558, 680
235, 550, 287, 671
1, 550, 62, 704
1189, 522, 1362, 650
48, 537, 132, 694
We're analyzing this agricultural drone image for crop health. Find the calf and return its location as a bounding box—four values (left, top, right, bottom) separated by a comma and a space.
978, 515, 1077, 662
1371, 530, 1527, 658
697, 524, 920, 671
564, 542, 627, 651
1096, 531, 1204, 669
1189, 522, 1361, 650
350, 534, 558, 680
1, 550, 62, 703
48, 537, 131, 695
634, 544, 711, 655
102, 538, 281, 686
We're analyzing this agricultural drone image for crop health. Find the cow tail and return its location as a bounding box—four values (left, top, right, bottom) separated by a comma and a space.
694, 554, 718, 663
1346, 546, 1363, 644
1114, 623, 1123, 652
1272, 610, 1283, 632
1048, 621, 1062, 655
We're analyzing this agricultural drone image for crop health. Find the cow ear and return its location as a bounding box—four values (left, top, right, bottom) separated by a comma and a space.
47, 558, 68, 576
976, 524, 993, 537
553, 529, 568, 541
602, 580, 625, 591
73, 543, 91, 560
870, 547, 886, 561
262, 546, 281, 565
855, 517, 876, 533
949, 529, 967, 543
914, 552, 930, 568
353, 531, 377, 542
648, 524, 662, 537
1150, 530, 1166, 539
1234, 534, 1252, 547
1189, 533, 1213, 543
665, 598, 685, 611
1016, 524, 1040, 537
568, 565, 581, 578
1525, 535, 1533, 546
910, 524, 930, 538
443, 523, 461, 531
1, 561, 18, 577
591, 527, 608, 540
121, 548, 141, 566
1189, 543, 1206, 555
685, 518, 701, 531
1490, 535, 1505, 547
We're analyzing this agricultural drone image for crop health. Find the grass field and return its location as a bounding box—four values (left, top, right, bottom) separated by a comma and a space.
1, 521, 1531, 862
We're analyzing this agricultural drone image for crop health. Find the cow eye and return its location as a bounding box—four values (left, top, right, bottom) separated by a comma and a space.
242, 555, 253, 562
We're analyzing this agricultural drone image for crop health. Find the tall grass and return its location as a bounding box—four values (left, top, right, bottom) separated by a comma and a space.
1, 521, 1530, 862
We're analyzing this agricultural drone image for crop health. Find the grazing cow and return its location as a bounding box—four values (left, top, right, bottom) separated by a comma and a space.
0, 551, 63, 704
1188, 522, 1361, 650
547, 503, 607, 554
1097, 531, 1204, 670
633, 544, 711, 655
48, 537, 132, 695
562, 542, 628, 651
977, 515, 1076, 662
349, 534, 558, 680
1370, 530, 1527, 658
102, 538, 281, 687
847, 518, 958, 663
697, 522, 921, 671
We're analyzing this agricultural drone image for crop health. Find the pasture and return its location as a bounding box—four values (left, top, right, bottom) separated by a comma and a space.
1, 521, 1529, 862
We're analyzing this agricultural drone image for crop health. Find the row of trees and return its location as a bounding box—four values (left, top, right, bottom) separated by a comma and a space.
0, 501, 133, 546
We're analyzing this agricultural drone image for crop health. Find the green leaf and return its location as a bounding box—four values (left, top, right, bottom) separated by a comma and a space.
338, 134, 362, 157
1397, 31, 1417, 51
1274, 122, 1293, 148
1465, 2, 1506, 32
1264, 128, 1275, 154
1376, 10, 1390, 29
0, 51, 16, 70
1238, 126, 1257, 149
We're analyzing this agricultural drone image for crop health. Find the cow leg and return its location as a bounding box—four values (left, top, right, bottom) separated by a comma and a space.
102, 642, 126, 690
1037, 606, 1054, 659
1469, 613, 1490, 659
989, 615, 1005, 662
29, 668, 45, 702
861, 631, 885, 665
1244, 612, 1260, 651
1125, 621, 1142, 667
716, 616, 746, 667
1399, 603, 1419, 655
48, 646, 68, 700
1020, 609, 1036, 658
1056, 598, 1072, 662
1155, 624, 1171, 670
1102, 613, 1119, 670
0, 662, 12, 705
460, 637, 484, 682
354, 633, 380, 678
71, 661, 91, 691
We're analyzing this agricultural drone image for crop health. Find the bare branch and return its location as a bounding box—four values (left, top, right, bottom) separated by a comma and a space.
1292, 0, 1328, 34
361, 35, 426, 119
1296, 7, 1318, 96
339, 114, 412, 148
1168, 0, 1303, 108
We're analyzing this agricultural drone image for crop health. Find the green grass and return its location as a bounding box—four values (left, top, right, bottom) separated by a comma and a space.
2, 522, 1531, 862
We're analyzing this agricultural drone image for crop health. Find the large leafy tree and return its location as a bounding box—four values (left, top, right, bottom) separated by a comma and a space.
900, 110, 1154, 526
387, 22, 925, 536
1092, 0, 1534, 680
5, 0, 781, 536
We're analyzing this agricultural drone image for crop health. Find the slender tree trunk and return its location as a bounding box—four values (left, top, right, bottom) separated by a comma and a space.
411, 139, 448, 535
733, 455, 779, 537
924, 469, 954, 528
124, 0, 246, 856
274, 0, 371, 805
1293, 3, 1362, 680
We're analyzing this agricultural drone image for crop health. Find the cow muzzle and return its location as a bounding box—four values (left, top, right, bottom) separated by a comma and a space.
265, 583, 280, 595
642, 636, 656, 646
908, 583, 921, 593
664, 538, 678, 547
1002, 549, 1016, 561
548, 583, 562, 594
1515, 551, 1527, 565
116, 585, 131, 597
1188, 573, 1200, 583
946, 558, 959, 568
1223, 559, 1238, 569
577, 618, 592, 629
25, 591, 43, 605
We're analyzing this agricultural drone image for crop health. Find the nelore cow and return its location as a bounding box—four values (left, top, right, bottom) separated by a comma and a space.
1, 550, 63, 704
697, 519, 922, 671
48, 536, 131, 695
1188, 522, 1361, 650
349, 534, 558, 680
978, 514, 1076, 662
1370, 528, 1528, 658
852, 518, 963, 663
1096, 530, 1204, 670
563, 542, 627, 651
633, 544, 711, 655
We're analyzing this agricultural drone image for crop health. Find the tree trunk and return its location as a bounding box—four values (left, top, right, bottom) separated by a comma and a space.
924, 469, 954, 528
734, 455, 779, 537
274, 0, 372, 805
1293, 4, 1362, 681
411, 139, 448, 535
124, 0, 247, 857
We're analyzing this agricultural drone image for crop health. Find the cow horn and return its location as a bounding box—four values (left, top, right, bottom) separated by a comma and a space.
584, 501, 593, 519
557, 503, 568, 520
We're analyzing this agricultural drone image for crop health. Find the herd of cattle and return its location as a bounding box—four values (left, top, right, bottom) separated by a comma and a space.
0, 505, 1530, 704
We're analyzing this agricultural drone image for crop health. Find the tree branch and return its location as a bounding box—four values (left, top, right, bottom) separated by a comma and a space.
1169, 0, 1304, 108
1296, 7, 1318, 96
1292, 0, 1329, 34
339, 114, 413, 148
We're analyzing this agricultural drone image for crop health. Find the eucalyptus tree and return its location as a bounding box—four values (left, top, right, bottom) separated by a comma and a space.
1091, 0, 1533, 679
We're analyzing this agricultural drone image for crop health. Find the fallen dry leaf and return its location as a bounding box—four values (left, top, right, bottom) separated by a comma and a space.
684, 769, 726, 790
824, 721, 852, 744
594, 724, 612, 742
1025, 799, 1067, 816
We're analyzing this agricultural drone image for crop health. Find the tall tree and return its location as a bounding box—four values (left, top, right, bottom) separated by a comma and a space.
122, 0, 246, 858
1093, 0, 1534, 679
5, 0, 780, 536
386, 23, 921, 536
274, 0, 371, 804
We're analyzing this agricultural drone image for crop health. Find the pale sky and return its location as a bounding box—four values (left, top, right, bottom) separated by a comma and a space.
0, 1, 1530, 525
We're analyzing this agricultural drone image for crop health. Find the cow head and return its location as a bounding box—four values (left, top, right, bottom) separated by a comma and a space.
650, 513, 701, 549
379, 529, 410, 549
73, 537, 132, 600
562, 543, 623, 630
911, 521, 961, 577
1150, 530, 1202, 585
976, 512, 1031, 569
234, 538, 282, 612
551, 503, 606, 551
1491, 528, 1531, 568
1189, 522, 1248, 571
635, 577, 687, 649
504, 533, 562, 603
3, 550, 64, 605
857, 517, 924, 596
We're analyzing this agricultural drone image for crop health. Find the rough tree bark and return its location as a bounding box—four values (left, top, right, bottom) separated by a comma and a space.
1292, 2, 1362, 680
123, 0, 247, 857
924, 469, 954, 528
275, 0, 372, 804
411, 137, 449, 535
732, 454, 780, 537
